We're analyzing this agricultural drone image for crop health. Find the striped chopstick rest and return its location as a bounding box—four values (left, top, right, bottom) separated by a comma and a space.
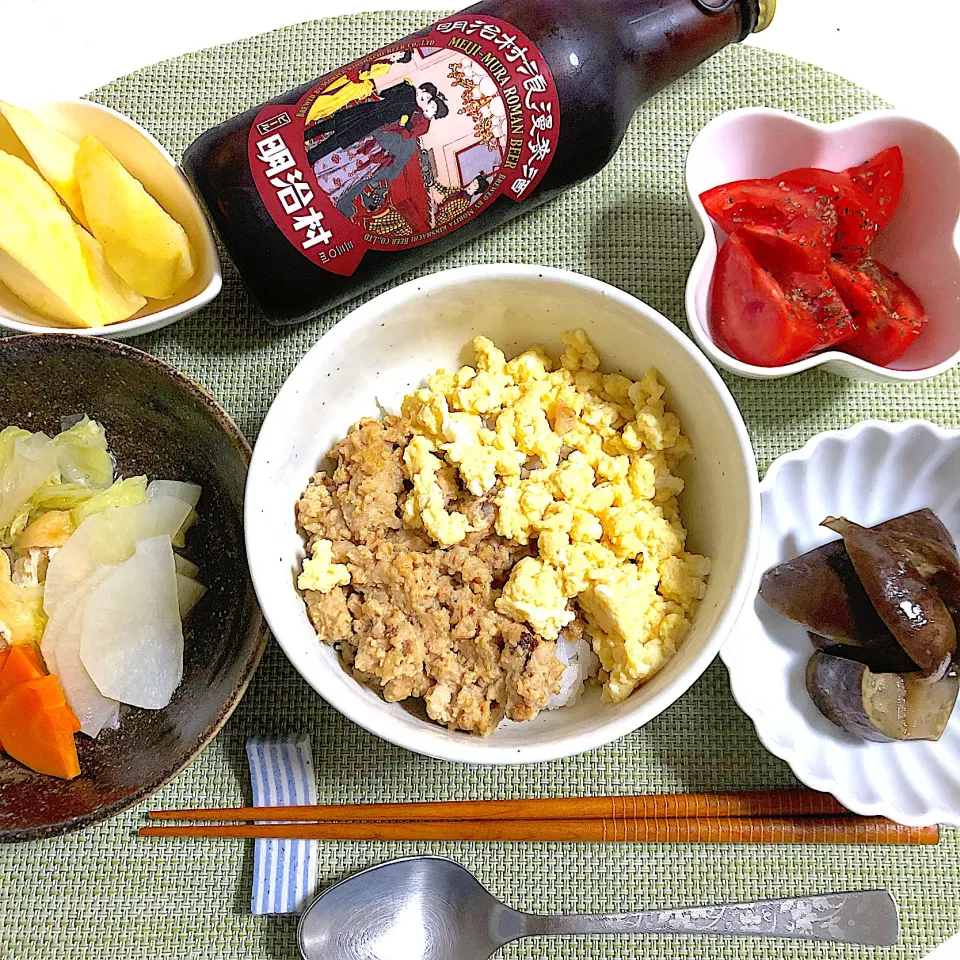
246, 736, 319, 915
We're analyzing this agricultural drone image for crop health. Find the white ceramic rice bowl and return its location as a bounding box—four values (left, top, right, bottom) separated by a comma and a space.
246, 265, 760, 763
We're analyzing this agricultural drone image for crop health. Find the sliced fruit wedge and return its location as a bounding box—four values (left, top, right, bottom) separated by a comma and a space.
0, 150, 102, 328
0, 101, 87, 227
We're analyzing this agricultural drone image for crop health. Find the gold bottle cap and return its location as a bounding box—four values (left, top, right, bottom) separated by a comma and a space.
755, 0, 776, 31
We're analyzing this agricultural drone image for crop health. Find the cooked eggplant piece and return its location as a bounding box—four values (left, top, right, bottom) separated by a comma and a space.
823, 517, 957, 677
880, 508, 958, 554
881, 514, 960, 621
807, 651, 958, 742
806, 651, 906, 742
806, 630, 838, 652
856, 509, 960, 624
809, 632, 919, 673
760, 540, 893, 646
904, 673, 960, 741
760, 510, 959, 646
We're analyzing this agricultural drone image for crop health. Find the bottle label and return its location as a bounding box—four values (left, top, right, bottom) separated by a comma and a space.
247, 15, 560, 276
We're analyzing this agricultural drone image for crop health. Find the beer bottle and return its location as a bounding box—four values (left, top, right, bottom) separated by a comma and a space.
182, 0, 775, 325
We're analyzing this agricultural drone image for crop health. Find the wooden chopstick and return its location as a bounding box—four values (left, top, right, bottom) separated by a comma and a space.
148, 788, 850, 823
139, 815, 938, 844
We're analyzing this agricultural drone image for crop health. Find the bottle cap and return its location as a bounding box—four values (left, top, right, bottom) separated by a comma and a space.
755, 0, 776, 31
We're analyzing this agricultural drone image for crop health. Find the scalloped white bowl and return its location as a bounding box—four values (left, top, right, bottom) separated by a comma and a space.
247, 265, 760, 764
685, 109, 960, 382
722, 419, 960, 825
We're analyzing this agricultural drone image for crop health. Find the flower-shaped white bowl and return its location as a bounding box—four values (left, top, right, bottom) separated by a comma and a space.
685, 108, 960, 382
0, 99, 221, 339
722, 419, 960, 825
247, 264, 760, 764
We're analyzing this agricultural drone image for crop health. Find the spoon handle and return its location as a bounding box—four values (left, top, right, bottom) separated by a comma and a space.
528, 890, 897, 945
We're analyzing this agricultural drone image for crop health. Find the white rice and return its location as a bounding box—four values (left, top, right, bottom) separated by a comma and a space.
546, 633, 600, 710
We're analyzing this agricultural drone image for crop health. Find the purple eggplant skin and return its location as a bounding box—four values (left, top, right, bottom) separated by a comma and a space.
760, 540, 893, 646
880, 508, 958, 553
824, 517, 957, 677
807, 651, 959, 743
880, 509, 960, 624
808, 632, 920, 674
760, 510, 959, 647
805, 651, 904, 742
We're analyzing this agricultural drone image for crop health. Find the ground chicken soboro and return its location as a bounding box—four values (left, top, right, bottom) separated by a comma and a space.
296, 330, 710, 735
296, 416, 570, 735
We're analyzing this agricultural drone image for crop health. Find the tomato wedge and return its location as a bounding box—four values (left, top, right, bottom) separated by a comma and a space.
772, 268, 856, 350
699, 179, 836, 272
710, 232, 822, 367
844, 146, 904, 231
827, 258, 927, 366
780, 167, 881, 262
736, 218, 834, 274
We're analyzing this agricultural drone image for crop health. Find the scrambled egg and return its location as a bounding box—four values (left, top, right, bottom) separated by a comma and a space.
298, 538, 351, 593
395, 329, 711, 704
401, 435, 476, 547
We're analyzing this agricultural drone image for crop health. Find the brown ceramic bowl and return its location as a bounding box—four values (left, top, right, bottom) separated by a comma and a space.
0, 335, 266, 842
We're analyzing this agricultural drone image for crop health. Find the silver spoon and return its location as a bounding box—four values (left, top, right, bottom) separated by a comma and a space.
298, 856, 899, 958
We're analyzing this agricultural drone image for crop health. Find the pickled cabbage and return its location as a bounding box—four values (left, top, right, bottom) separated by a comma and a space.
29, 480, 100, 512
70, 475, 147, 527
0, 429, 59, 538
2, 418, 204, 727
53, 416, 115, 487
0, 426, 31, 461
80, 536, 183, 710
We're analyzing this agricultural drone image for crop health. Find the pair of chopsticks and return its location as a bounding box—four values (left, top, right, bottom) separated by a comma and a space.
140, 789, 939, 844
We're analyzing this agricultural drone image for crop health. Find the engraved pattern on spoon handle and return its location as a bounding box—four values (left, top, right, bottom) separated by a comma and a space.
528, 891, 898, 945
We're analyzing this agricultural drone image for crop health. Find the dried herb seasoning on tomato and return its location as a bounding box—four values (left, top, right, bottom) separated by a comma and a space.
701, 146, 925, 368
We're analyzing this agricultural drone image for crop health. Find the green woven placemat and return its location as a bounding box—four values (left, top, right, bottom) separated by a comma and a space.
2, 10, 958, 960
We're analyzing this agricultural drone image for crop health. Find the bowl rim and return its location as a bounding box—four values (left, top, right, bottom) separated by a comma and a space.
0, 334, 267, 843
684, 106, 960, 383
720, 417, 960, 825
0, 99, 222, 341
246, 263, 762, 764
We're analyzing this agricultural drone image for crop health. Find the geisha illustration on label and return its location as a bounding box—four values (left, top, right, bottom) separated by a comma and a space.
247, 15, 560, 276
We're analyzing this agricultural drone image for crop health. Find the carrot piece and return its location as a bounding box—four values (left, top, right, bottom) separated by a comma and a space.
0, 645, 45, 701
0, 676, 81, 779
64, 704, 81, 733
0, 649, 7, 753
9, 674, 65, 710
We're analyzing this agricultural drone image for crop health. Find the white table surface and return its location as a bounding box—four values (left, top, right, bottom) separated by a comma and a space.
2, 0, 960, 144
3, 1, 960, 956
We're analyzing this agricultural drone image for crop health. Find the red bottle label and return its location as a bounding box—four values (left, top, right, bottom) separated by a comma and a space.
247, 15, 560, 276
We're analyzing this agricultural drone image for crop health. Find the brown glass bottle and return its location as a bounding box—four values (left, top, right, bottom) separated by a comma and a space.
182, 0, 773, 325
